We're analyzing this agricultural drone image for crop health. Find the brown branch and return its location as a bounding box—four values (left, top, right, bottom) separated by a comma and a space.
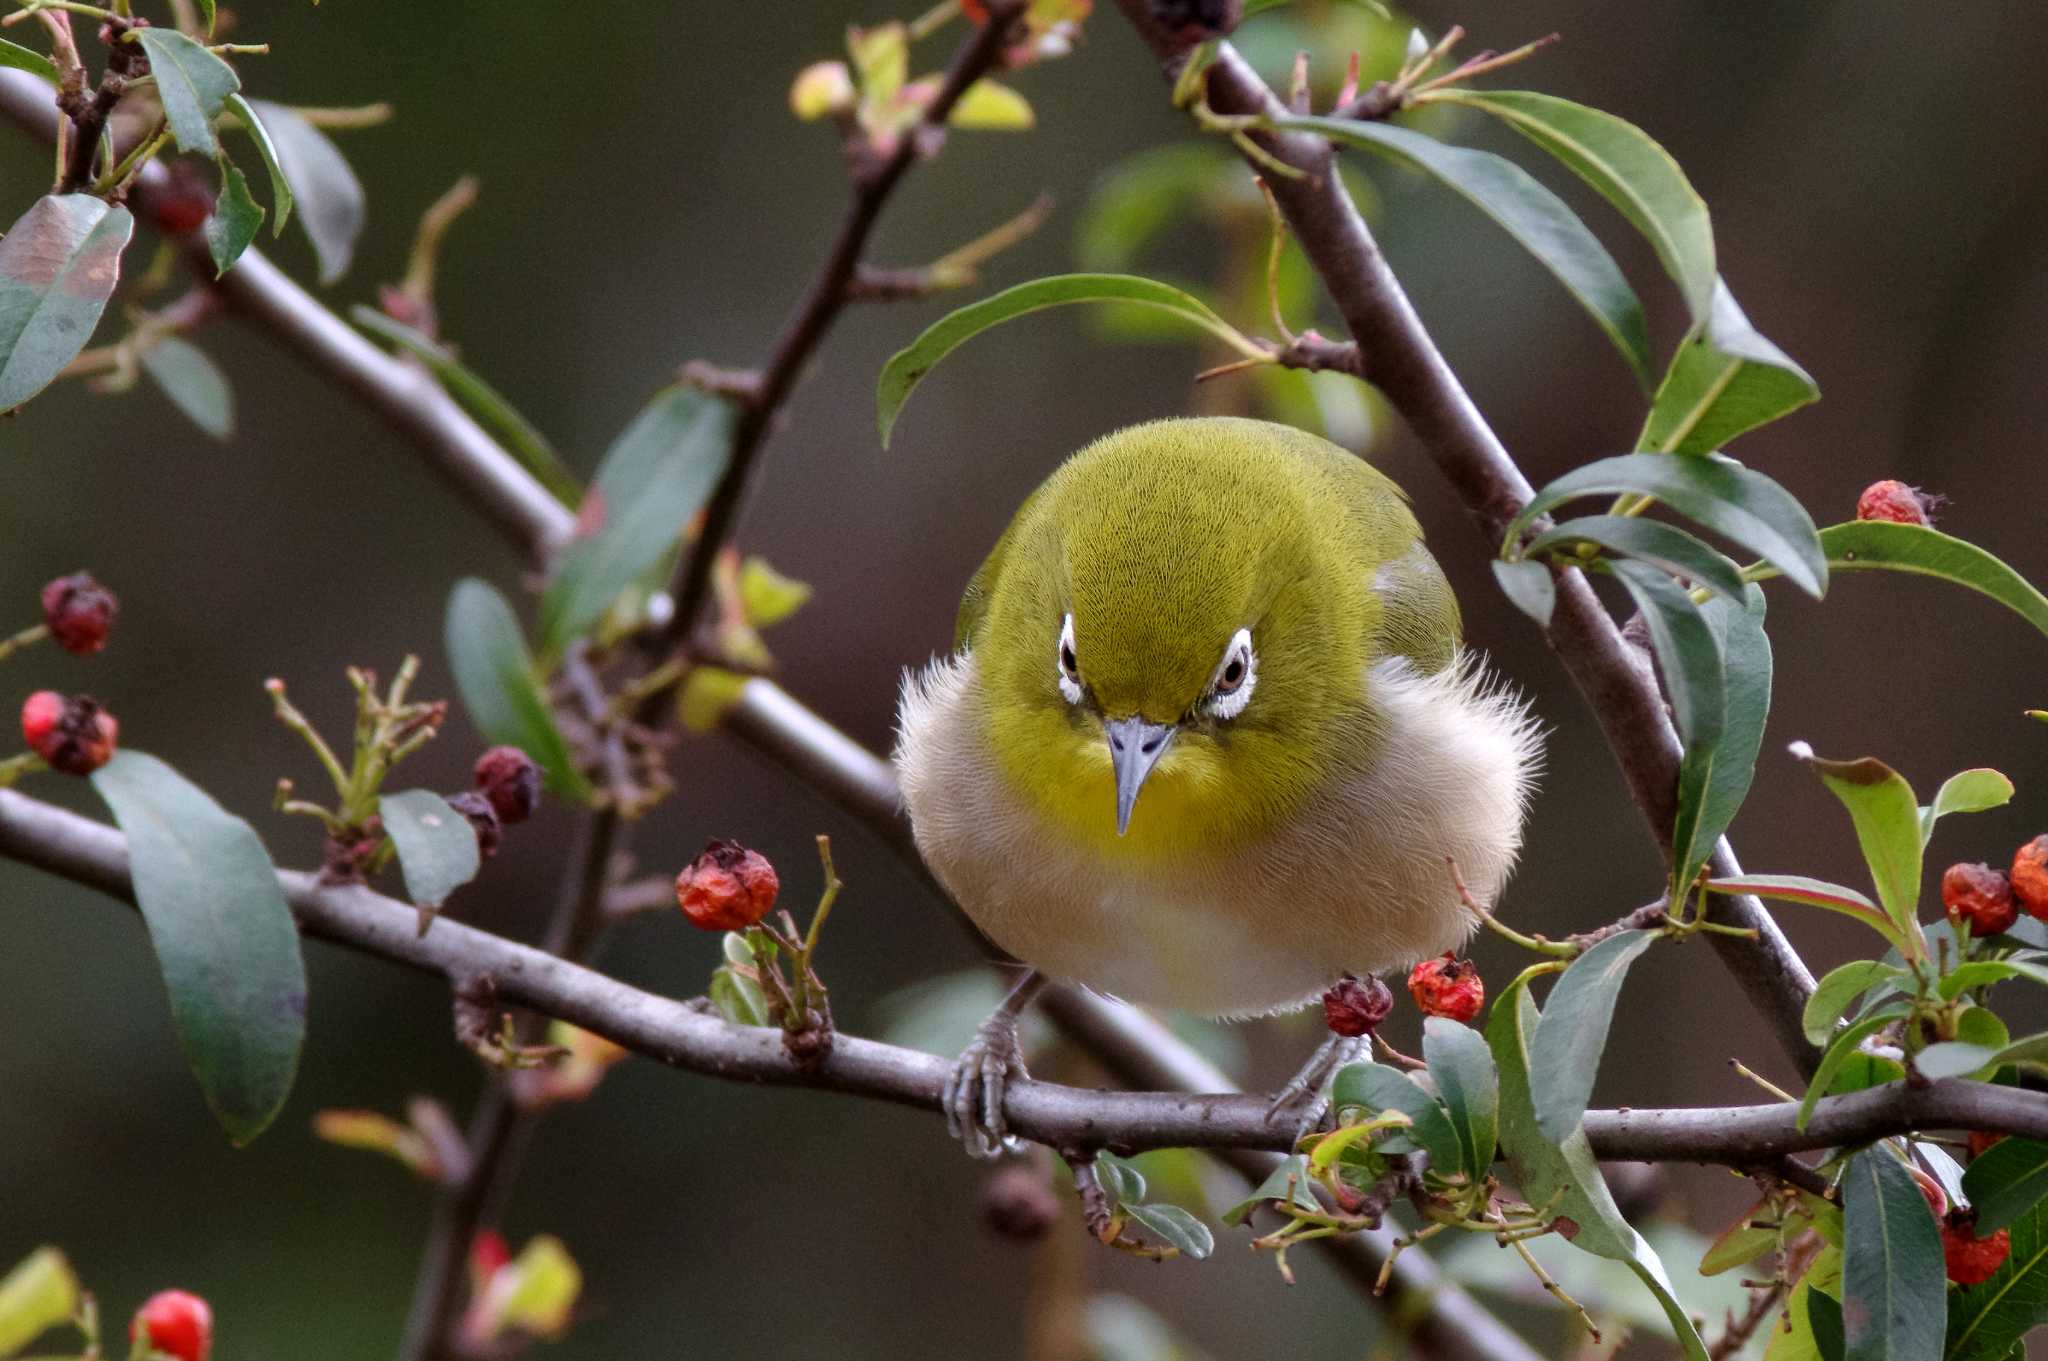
1107, 7, 1821, 1075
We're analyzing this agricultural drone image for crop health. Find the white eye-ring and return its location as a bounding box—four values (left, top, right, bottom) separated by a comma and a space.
1056, 613, 1083, 705
1206, 627, 1256, 720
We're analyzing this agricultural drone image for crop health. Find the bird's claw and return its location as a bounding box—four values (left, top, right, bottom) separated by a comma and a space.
945, 1012, 1029, 1160
1267, 1033, 1367, 1145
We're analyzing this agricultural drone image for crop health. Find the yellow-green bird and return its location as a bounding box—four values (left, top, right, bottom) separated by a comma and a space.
894, 417, 1541, 1154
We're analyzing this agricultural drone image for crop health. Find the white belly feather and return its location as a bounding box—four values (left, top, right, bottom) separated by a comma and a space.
893, 651, 1541, 1018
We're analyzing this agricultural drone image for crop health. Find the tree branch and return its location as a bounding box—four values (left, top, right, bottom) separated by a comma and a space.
1104, 9, 1820, 1075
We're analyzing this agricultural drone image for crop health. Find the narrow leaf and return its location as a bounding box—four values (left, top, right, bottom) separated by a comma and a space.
350, 307, 579, 505
1531, 930, 1658, 1141
1639, 279, 1818, 454
1527, 515, 1748, 601
541, 387, 736, 652
444, 579, 589, 800
1610, 558, 1725, 749
1429, 89, 1715, 321
1818, 521, 2048, 645
90, 750, 306, 1144
1939, 959, 2048, 1002
877, 273, 1263, 446
1507, 451, 1827, 598
1839, 1147, 1945, 1361
1922, 768, 2017, 847
1491, 558, 1556, 627
225, 93, 292, 236
1792, 746, 1924, 944
132, 29, 239, 156
247, 99, 363, 284
379, 788, 482, 928
139, 334, 234, 439
1804, 960, 1907, 1046
205, 155, 262, 277
0, 195, 133, 412
1672, 585, 1771, 894
1121, 1202, 1214, 1259
1330, 1061, 1464, 1176
1222, 1154, 1320, 1224
1962, 1139, 2048, 1237
0, 38, 59, 83
1421, 1016, 1499, 1181
1270, 113, 1651, 385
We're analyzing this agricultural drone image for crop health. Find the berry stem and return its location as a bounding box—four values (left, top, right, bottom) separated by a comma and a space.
0, 622, 49, 664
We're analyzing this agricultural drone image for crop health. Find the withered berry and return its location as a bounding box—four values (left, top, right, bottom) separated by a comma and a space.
1856, 480, 1934, 526
445, 791, 502, 859
1943, 862, 2018, 936
675, 839, 780, 932
472, 745, 541, 825
1944, 1216, 2012, 1286
1322, 973, 1393, 1037
1408, 954, 1484, 1024
2010, 836, 2048, 920
20, 692, 117, 775
40, 571, 117, 654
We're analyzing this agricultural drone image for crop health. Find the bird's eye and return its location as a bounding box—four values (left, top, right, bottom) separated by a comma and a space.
1206, 628, 1257, 720
1056, 613, 1083, 705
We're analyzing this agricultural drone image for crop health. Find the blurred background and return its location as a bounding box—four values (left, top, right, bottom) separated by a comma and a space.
5, 1, 2048, 1356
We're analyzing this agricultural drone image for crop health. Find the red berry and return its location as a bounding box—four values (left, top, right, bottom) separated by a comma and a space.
129, 1289, 213, 1361
2011, 836, 2048, 921
20, 692, 117, 775
1968, 1130, 2008, 1161
148, 161, 215, 237
1407, 953, 1485, 1024
472, 745, 541, 825
1944, 1217, 2012, 1286
39, 570, 117, 654
675, 839, 779, 932
1943, 862, 2018, 935
445, 791, 502, 860
1322, 973, 1393, 1037
1856, 479, 1934, 526
959, 0, 989, 21
1909, 1166, 1950, 1220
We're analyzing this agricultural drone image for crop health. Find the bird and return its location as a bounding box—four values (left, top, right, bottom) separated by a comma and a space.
893, 416, 1541, 1155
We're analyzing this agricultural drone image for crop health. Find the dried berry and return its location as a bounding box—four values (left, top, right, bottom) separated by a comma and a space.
981, 1164, 1060, 1242
148, 161, 215, 237
1408, 953, 1484, 1024
20, 692, 117, 775
1944, 1217, 2012, 1286
40, 571, 117, 654
445, 791, 501, 859
1322, 973, 1393, 1037
1968, 1130, 2008, 1161
130, 1289, 213, 1361
675, 839, 780, 932
1943, 862, 2018, 936
472, 745, 541, 825
1856, 479, 1933, 526
1909, 1166, 1950, 1220
2011, 836, 2048, 920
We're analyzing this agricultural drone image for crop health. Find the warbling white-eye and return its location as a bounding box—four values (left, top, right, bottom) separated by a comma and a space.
895, 417, 1541, 1154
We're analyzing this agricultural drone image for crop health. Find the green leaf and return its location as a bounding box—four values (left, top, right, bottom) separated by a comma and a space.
737, 556, 811, 628
1486, 972, 1712, 1360
876, 273, 1264, 446
1491, 558, 1556, 627
1912, 1041, 1996, 1082
196, 0, 216, 36
350, 307, 579, 505
444, 579, 589, 801
1121, 1202, 1214, 1259
709, 933, 771, 1027
224, 93, 292, 236
1940, 959, 2048, 1002
1962, 1139, 2048, 1237
1075, 143, 1239, 272
1809, 1289, 1849, 1361
378, 789, 481, 925
1098, 1152, 1148, 1205
1707, 874, 1912, 954
90, 750, 306, 1144
949, 79, 1033, 130
0, 1248, 79, 1358
1221, 1154, 1320, 1225
1817, 521, 2048, 645
1507, 451, 1827, 598
1269, 113, 1651, 386
1804, 960, 1907, 1046
541, 387, 736, 653
1797, 1010, 1907, 1130
247, 99, 363, 285
1527, 515, 1748, 601
139, 334, 233, 439
1428, 89, 1715, 321
1768, 1246, 1843, 1361
205, 155, 262, 277
0, 195, 133, 412
1421, 1016, 1498, 1181
1639, 279, 1818, 454
1922, 769, 2017, 847
1794, 747, 1924, 945
1531, 930, 1658, 1142
0, 38, 59, 84
1330, 1061, 1464, 1176
1946, 1198, 2048, 1361
1610, 558, 1725, 749
1672, 585, 1772, 894
1839, 1147, 1945, 1361
132, 28, 239, 156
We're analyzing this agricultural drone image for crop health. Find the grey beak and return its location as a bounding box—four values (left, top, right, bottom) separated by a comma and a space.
1107, 716, 1178, 836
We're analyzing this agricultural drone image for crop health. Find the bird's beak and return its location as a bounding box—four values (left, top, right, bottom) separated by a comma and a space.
1106, 715, 1178, 837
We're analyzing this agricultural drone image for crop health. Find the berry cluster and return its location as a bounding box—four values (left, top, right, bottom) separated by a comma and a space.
1941, 835, 2048, 936
10, 572, 121, 779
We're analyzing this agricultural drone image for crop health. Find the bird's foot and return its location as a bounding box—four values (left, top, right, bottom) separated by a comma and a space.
1267, 1032, 1369, 1144
945, 1009, 1030, 1160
